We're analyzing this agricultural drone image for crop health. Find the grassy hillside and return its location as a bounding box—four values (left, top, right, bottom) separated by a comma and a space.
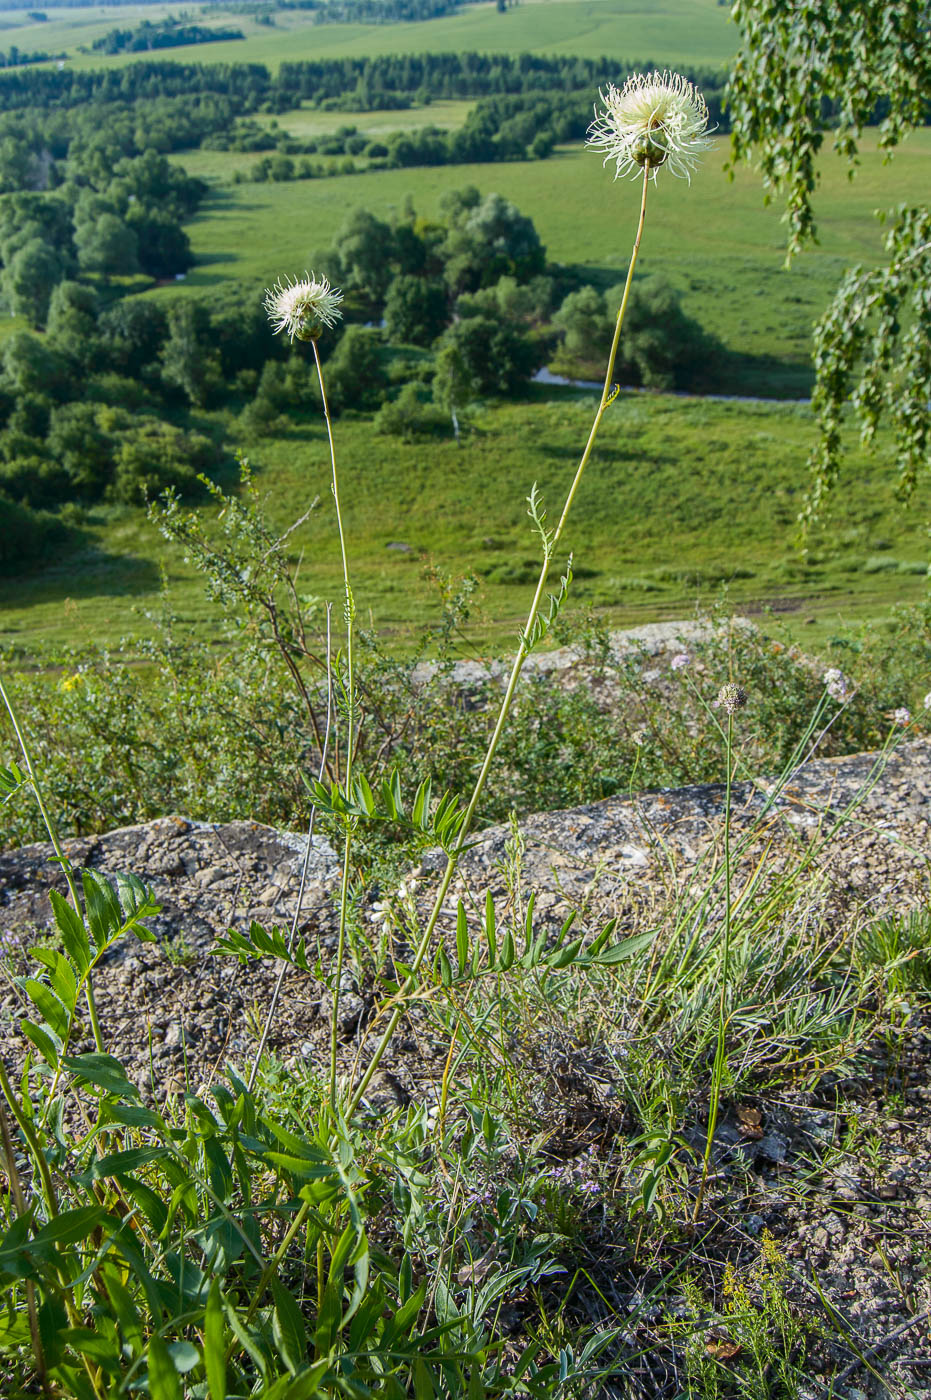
160, 129, 931, 384
2, 390, 927, 655
5, 0, 735, 72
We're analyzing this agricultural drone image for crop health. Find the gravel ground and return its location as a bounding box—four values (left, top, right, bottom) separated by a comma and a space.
2, 738, 930, 1393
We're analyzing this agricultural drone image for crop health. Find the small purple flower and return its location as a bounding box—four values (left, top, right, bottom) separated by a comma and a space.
670, 652, 691, 671
892, 707, 912, 727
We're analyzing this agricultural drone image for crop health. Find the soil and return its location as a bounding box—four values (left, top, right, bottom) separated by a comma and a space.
2, 737, 930, 1394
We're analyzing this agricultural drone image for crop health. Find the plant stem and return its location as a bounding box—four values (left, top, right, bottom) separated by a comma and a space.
348, 167, 651, 1117
248, 604, 334, 1093
0, 673, 104, 1054
693, 708, 734, 1221
0, 1095, 50, 1397
311, 339, 356, 1115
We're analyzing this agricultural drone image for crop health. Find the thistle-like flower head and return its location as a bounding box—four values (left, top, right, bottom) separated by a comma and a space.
717, 683, 748, 715
264, 272, 343, 342
587, 70, 712, 182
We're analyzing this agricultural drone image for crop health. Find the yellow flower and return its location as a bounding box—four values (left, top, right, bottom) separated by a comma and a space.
264, 272, 343, 342
587, 70, 712, 182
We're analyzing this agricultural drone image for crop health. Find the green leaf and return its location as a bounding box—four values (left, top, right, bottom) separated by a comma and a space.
32, 947, 77, 1012
20, 1017, 60, 1067
103, 1266, 143, 1358
204, 1278, 226, 1400
21, 980, 69, 1039
59, 1326, 122, 1371
413, 1357, 435, 1400
483, 890, 497, 963
81, 869, 122, 945
62, 1052, 138, 1099
49, 890, 91, 974
31, 1204, 107, 1248
589, 930, 656, 965
146, 1333, 183, 1400
411, 777, 431, 830
456, 902, 469, 977
548, 937, 583, 970
272, 1277, 307, 1375
78, 1145, 170, 1185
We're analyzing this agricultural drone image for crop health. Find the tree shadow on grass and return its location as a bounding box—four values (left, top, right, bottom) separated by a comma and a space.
0, 537, 163, 614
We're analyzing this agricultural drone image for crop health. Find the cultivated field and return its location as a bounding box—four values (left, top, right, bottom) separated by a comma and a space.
0, 0, 735, 71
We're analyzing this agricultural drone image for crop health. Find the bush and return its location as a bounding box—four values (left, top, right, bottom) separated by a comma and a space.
375, 382, 449, 440
0, 490, 72, 570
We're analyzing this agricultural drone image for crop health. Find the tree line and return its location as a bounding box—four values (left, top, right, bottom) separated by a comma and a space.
91, 19, 245, 55
0, 53, 730, 129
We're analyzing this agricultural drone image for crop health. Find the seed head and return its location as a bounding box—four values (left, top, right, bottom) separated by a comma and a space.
587, 70, 713, 183
823, 667, 851, 703
264, 272, 343, 342
717, 683, 748, 715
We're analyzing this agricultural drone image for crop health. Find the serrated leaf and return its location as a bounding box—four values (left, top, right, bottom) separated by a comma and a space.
21, 980, 69, 1039
49, 890, 91, 974
20, 1017, 60, 1067
81, 870, 122, 944
63, 1052, 138, 1099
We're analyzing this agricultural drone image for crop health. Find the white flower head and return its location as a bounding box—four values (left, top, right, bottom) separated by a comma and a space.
823, 667, 851, 703
670, 651, 691, 671
892, 707, 912, 727
923, 690, 931, 712
587, 70, 713, 182
264, 272, 343, 342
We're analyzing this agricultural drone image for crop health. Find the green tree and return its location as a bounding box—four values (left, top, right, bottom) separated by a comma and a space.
553, 285, 614, 361
728, 0, 931, 520
160, 301, 220, 407
440, 191, 546, 294
437, 315, 540, 399
383, 274, 448, 346
46, 280, 100, 368
74, 213, 139, 276
2, 235, 62, 326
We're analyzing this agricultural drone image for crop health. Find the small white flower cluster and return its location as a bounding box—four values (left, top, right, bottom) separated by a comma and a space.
823, 667, 851, 703
369, 877, 419, 925
670, 652, 691, 671
586, 70, 713, 182
892, 707, 912, 727
924, 691, 931, 712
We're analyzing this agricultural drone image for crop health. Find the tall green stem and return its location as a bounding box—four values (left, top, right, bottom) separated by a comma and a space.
0, 673, 104, 1054
311, 339, 356, 1114
347, 168, 651, 1116
693, 709, 734, 1221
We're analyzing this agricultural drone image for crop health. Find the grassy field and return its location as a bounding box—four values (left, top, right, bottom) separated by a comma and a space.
2, 389, 928, 656
5, 0, 734, 72
160, 129, 931, 383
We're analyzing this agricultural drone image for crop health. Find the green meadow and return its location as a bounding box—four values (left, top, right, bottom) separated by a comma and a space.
7, 0, 735, 72
163, 129, 931, 382
2, 390, 927, 655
